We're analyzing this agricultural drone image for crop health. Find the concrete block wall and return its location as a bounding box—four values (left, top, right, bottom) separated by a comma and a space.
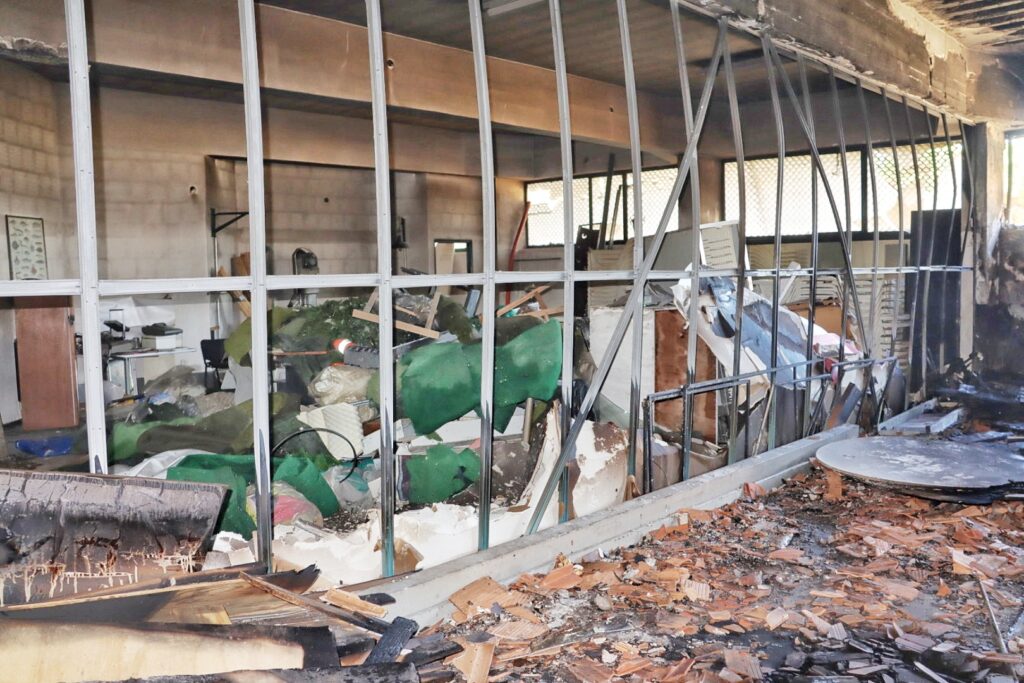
0, 61, 76, 280
93, 148, 208, 279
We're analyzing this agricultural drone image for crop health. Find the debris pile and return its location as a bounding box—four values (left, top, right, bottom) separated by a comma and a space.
424, 466, 1024, 681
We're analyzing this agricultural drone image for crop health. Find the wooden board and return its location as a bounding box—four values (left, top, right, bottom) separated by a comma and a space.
14, 296, 78, 430
653, 309, 716, 440
0, 621, 338, 683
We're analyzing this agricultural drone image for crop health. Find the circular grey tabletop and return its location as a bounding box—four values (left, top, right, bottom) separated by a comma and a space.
816, 436, 1024, 490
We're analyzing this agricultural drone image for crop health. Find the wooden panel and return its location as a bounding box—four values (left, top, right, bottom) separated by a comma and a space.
653, 309, 716, 441
15, 297, 79, 430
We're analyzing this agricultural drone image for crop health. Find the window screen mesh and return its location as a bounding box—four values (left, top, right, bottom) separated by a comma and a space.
724, 152, 862, 237
525, 178, 589, 247
626, 168, 680, 237
872, 142, 962, 233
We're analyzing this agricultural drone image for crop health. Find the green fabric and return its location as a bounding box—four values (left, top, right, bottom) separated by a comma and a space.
110, 417, 196, 461
385, 319, 562, 434
166, 452, 341, 537
136, 394, 295, 455
167, 463, 255, 537
404, 444, 480, 504
273, 456, 340, 517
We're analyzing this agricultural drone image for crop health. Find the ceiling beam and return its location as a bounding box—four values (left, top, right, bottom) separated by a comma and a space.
981, 15, 1024, 30
946, 0, 1024, 18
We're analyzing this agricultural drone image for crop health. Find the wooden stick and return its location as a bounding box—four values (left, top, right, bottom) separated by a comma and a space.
322, 587, 389, 618
239, 572, 391, 634
352, 308, 441, 339
490, 285, 551, 318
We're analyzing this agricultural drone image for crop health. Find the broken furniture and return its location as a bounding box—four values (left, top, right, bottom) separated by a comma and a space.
14, 296, 79, 430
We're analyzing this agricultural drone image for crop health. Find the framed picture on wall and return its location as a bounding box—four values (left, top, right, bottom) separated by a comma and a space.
5, 216, 48, 280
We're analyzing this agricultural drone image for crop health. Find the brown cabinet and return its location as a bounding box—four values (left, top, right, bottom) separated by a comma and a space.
15, 297, 79, 430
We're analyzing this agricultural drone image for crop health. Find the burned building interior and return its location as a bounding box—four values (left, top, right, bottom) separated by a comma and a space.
0, 0, 1023, 681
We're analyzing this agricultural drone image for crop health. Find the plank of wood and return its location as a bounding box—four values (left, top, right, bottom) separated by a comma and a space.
322, 587, 389, 618
491, 285, 551, 318
0, 621, 338, 683
351, 308, 441, 339
364, 616, 419, 664
240, 572, 392, 634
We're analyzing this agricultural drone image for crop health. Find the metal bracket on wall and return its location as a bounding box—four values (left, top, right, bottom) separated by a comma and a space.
210, 208, 250, 237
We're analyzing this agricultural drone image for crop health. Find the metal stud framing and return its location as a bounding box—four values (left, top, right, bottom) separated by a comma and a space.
42, 0, 982, 575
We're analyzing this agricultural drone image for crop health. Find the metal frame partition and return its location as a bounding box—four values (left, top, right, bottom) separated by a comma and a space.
40, 0, 980, 578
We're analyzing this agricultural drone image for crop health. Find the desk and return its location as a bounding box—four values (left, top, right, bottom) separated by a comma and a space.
109, 347, 196, 396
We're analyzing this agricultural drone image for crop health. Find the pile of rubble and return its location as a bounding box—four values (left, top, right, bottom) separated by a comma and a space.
423, 467, 1024, 682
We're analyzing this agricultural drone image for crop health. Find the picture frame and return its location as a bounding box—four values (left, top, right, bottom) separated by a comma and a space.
5, 215, 48, 280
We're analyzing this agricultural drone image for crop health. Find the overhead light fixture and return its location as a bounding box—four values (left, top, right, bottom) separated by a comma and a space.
483, 0, 545, 17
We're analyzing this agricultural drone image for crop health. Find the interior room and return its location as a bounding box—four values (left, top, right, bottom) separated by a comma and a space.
0, 0, 1023, 680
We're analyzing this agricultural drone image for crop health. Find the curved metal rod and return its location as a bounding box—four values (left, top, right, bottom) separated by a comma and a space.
881, 90, 904, 359
466, 0, 496, 550
798, 56, 819, 437
902, 96, 924, 407
857, 80, 880, 359
827, 67, 853, 378
920, 106, 941, 396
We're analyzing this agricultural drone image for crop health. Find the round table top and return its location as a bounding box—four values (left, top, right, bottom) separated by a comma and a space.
816, 436, 1024, 490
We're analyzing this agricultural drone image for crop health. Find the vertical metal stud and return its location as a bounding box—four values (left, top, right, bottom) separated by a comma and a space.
902, 97, 924, 407
467, 0, 497, 550
237, 0, 273, 567
365, 0, 397, 576
616, 0, 644, 483
920, 107, 941, 397
761, 35, 784, 452
549, 0, 576, 511
64, 0, 108, 474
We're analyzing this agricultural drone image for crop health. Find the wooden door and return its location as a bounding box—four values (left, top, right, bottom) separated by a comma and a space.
15, 296, 79, 430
